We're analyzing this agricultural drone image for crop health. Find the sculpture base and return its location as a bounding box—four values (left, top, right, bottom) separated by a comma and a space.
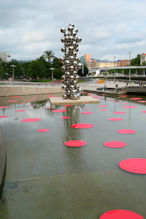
49, 96, 100, 105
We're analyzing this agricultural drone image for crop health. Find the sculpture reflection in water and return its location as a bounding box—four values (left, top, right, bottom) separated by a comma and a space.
60, 24, 82, 100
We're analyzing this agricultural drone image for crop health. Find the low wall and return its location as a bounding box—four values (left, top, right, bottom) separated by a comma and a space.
0, 130, 6, 199
0, 85, 63, 97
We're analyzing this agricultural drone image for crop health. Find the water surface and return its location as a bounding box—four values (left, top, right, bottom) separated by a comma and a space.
0, 94, 146, 219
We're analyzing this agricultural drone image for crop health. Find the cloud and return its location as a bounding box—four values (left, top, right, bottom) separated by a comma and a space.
0, 0, 146, 60
22, 32, 46, 43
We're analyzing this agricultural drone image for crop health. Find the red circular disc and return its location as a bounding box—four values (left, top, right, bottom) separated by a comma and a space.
138, 100, 146, 103
114, 111, 125, 114
48, 95, 56, 97
85, 108, 89, 110
0, 106, 8, 109
100, 209, 144, 219
98, 105, 108, 107
100, 109, 108, 111
16, 109, 25, 112
71, 123, 94, 129
12, 96, 23, 98
119, 95, 128, 97
122, 102, 128, 104
130, 97, 142, 100
117, 129, 136, 134
52, 109, 67, 112
109, 118, 123, 121
0, 116, 8, 118
104, 141, 127, 148
81, 112, 93, 114
122, 106, 136, 108
63, 104, 72, 107
119, 158, 146, 174
64, 140, 87, 147
37, 129, 50, 132
141, 111, 146, 113
61, 116, 70, 119
21, 118, 40, 122
8, 100, 17, 102
45, 107, 52, 109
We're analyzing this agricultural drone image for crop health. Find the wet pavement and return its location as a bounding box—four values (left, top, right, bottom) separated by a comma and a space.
0, 93, 146, 218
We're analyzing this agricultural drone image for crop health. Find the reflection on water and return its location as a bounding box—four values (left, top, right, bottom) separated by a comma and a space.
0, 93, 146, 218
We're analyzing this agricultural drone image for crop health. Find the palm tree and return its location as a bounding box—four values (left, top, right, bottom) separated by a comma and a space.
43, 50, 54, 63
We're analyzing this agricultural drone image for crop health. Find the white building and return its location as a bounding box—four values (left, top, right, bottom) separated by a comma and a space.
140, 53, 146, 65
0, 52, 11, 62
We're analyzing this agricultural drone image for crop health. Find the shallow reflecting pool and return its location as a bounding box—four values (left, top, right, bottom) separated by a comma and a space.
0, 93, 146, 219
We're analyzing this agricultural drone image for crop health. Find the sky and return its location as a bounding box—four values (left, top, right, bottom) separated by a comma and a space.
0, 0, 146, 61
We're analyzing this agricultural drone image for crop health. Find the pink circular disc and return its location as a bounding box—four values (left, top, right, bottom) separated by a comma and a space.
98, 105, 107, 108
0, 116, 8, 118
0, 106, 8, 109
52, 109, 67, 112
138, 100, 146, 103
119, 158, 146, 174
12, 96, 23, 98
71, 123, 94, 129
16, 109, 26, 112
64, 140, 87, 147
141, 111, 146, 113
109, 118, 123, 121
100, 209, 144, 219
85, 108, 89, 110
122, 102, 128, 104
122, 106, 136, 108
48, 95, 56, 97
8, 100, 17, 102
119, 95, 128, 97
104, 141, 127, 148
45, 107, 52, 109
21, 118, 40, 122
63, 104, 72, 107
117, 129, 136, 134
114, 111, 125, 114
81, 112, 93, 114
100, 109, 108, 111
130, 97, 142, 100
61, 116, 70, 119
37, 129, 50, 132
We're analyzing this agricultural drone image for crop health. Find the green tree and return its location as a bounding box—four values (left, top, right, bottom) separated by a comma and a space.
52, 57, 64, 79
78, 65, 88, 76
0, 62, 4, 78
142, 61, 146, 66
131, 54, 140, 66
43, 50, 54, 63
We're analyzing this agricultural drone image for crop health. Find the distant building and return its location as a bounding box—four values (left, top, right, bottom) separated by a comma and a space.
118, 60, 131, 67
140, 53, 146, 65
0, 52, 11, 62
84, 54, 91, 63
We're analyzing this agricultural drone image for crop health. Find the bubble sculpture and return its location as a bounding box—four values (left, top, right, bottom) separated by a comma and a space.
60, 24, 82, 99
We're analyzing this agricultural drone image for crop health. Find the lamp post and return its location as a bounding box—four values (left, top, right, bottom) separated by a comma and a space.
21, 68, 25, 77
10, 65, 16, 79
129, 52, 131, 85
50, 67, 55, 80
114, 56, 116, 83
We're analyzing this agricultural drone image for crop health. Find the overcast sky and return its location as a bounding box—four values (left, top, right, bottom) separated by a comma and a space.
0, 0, 146, 61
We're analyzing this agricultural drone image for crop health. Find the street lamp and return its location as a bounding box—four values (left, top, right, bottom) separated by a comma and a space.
10, 65, 16, 79
128, 52, 131, 85
21, 68, 25, 77
50, 67, 55, 80
114, 56, 116, 83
